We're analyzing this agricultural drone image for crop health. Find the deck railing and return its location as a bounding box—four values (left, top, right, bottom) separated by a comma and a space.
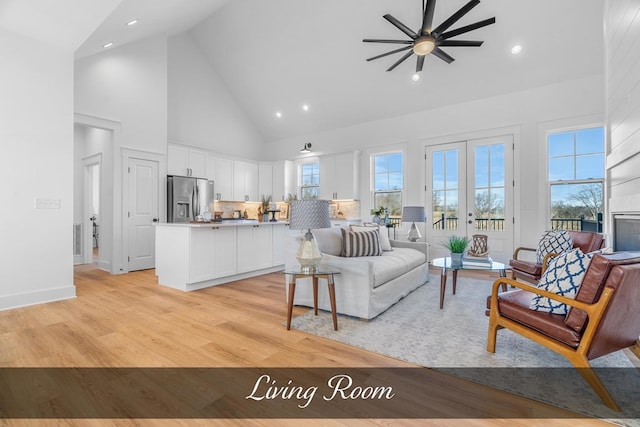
431, 213, 602, 232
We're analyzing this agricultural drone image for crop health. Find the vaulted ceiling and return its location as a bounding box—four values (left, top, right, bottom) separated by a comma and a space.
30, 0, 605, 143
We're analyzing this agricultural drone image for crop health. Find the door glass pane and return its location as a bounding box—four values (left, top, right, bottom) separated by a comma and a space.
432, 149, 459, 230
475, 145, 489, 187
474, 143, 505, 232
490, 144, 505, 186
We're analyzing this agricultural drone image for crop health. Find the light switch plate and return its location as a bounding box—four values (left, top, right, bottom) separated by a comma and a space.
35, 198, 61, 209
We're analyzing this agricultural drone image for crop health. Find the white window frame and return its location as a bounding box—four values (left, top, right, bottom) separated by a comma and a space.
298, 157, 320, 200
371, 150, 405, 218
546, 125, 605, 231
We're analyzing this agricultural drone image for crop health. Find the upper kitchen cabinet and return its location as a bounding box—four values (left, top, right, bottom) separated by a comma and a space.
233, 160, 258, 201
258, 162, 273, 202
319, 151, 360, 200
214, 157, 233, 201
167, 144, 207, 178
272, 160, 294, 202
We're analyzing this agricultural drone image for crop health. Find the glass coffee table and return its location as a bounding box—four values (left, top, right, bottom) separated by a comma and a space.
432, 257, 508, 309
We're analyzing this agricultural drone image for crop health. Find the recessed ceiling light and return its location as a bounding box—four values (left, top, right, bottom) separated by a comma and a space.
511, 45, 522, 55
302, 104, 309, 112
275, 111, 282, 118
103, 42, 113, 48
126, 19, 139, 26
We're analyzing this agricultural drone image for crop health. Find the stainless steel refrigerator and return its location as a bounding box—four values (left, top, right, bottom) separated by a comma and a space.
167, 175, 215, 223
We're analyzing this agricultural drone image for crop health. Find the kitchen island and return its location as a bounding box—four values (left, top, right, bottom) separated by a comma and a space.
155, 221, 289, 291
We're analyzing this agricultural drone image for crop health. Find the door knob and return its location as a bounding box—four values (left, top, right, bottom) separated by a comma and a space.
152, 218, 159, 223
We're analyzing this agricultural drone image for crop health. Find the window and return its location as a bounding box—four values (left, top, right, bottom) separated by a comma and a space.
547, 127, 604, 232
300, 162, 319, 199
373, 152, 403, 217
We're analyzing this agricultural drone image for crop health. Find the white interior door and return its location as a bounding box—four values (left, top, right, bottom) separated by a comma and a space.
426, 135, 514, 263
128, 157, 159, 271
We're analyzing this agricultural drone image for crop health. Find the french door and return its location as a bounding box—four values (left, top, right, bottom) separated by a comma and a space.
425, 135, 514, 263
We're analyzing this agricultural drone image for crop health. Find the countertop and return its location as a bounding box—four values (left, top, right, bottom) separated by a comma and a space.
155, 220, 289, 228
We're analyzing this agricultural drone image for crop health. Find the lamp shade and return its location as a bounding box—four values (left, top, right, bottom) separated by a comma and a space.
402, 206, 426, 223
289, 200, 331, 230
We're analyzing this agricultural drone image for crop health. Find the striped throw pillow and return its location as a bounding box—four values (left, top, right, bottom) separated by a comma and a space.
341, 228, 382, 257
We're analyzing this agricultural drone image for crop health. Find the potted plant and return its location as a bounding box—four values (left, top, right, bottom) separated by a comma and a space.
370, 206, 385, 224
443, 235, 469, 266
261, 194, 272, 222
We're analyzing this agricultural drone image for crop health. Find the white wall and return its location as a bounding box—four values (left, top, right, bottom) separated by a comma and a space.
265, 75, 605, 248
74, 36, 168, 273
0, 29, 76, 310
605, 1, 640, 223
167, 32, 265, 160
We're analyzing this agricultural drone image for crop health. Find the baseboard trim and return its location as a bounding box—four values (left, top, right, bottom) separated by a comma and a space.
0, 286, 76, 312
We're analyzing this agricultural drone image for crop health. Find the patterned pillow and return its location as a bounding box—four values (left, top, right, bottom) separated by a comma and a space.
350, 224, 392, 251
529, 248, 595, 314
535, 230, 573, 264
341, 228, 382, 257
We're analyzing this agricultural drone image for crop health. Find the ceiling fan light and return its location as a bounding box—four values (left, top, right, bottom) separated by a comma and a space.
413, 37, 435, 55
411, 72, 421, 82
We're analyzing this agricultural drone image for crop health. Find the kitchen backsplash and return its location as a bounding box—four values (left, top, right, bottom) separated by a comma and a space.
211, 200, 361, 221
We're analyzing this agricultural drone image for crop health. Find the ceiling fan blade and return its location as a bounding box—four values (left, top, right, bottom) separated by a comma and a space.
386, 50, 414, 71
439, 17, 496, 40
438, 40, 484, 47
432, 0, 480, 36
432, 48, 455, 64
367, 46, 413, 62
363, 39, 414, 44
421, 0, 437, 34
383, 14, 418, 39
416, 54, 426, 73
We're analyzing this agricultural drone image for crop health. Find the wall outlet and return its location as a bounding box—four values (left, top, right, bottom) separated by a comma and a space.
35, 198, 61, 209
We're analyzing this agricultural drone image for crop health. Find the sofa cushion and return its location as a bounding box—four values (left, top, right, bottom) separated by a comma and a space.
536, 230, 573, 264
341, 228, 382, 257
509, 259, 542, 276
530, 248, 594, 315
351, 224, 392, 251
372, 247, 426, 288
312, 227, 343, 256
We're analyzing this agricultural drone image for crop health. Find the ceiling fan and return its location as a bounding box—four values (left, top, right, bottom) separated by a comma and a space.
363, 0, 495, 74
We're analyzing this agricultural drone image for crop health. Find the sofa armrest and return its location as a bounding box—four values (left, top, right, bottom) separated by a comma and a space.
389, 240, 429, 259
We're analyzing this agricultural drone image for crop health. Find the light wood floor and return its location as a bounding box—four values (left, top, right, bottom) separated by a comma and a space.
0, 265, 616, 426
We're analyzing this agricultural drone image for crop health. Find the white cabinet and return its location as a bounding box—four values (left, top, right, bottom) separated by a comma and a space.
319, 152, 360, 200
233, 160, 258, 201
258, 163, 273, 201
272, 223, 287, 266
215, 157, 234, 201
168, 144, 207, 178
237, 224, 273, 273
272, 160, 294, 202
189, 226, 237, 282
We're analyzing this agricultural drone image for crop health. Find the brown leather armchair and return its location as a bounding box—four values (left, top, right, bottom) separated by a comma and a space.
487, 252, 640, 411
509, 231, 605, 284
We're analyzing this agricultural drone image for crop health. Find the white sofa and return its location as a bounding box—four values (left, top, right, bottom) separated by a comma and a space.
284, 226, 429, 319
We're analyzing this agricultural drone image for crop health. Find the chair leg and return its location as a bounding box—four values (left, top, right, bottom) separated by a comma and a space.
571, 358, 621, 412
486, 315, 498, 353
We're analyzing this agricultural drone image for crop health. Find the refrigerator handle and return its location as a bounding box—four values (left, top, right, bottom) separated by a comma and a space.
192, 185, 198, 219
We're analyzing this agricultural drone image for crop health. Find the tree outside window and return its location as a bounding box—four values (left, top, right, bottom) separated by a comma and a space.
373, 152, 403, 217
547, 127, 604, 231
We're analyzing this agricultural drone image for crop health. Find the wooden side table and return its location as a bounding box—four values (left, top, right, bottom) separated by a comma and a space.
283, 270, 341, 330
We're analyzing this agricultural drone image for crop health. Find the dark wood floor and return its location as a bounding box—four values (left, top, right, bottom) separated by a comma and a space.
0, 264, 616, 426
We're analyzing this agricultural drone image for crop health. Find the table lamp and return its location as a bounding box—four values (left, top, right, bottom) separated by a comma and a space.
289, 199, 331, 273
402, 206, 426, 242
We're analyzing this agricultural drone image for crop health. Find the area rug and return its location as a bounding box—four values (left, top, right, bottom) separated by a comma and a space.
290, 277, 640, 425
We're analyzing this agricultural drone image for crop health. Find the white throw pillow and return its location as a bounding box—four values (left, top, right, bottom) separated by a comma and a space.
350, 224, 392, 251
311, 227, 343, 256
529, 248, 594, 314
